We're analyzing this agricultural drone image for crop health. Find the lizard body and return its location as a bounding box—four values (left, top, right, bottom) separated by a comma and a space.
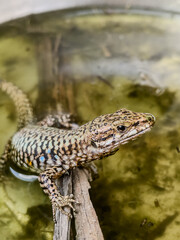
0, 80, 155, 220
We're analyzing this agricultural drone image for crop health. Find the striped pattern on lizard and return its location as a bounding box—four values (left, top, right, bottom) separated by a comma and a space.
0, 80, 155, 220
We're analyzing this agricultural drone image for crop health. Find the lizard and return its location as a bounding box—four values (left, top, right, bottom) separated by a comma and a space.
0, 79, 155, 220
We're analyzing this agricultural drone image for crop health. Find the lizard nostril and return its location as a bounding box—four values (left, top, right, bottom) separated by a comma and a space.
146, 114, 155, 123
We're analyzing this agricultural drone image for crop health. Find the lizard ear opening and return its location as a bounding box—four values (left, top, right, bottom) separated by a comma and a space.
91, 139, 97, 148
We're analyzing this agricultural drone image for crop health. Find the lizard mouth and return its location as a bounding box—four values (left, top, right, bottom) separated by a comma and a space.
119, 126, 152, 145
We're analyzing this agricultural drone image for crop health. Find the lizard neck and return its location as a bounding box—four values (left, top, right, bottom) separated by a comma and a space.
67, 123, 115, 165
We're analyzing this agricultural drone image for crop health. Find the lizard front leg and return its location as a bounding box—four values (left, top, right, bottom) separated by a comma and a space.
38, 166, 76, 222
38, 113, 78, 130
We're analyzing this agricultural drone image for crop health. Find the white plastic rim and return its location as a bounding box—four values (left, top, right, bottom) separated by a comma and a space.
1, 0, 180, 24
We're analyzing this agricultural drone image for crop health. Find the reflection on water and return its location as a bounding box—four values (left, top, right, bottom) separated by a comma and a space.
0, 7, 180, 240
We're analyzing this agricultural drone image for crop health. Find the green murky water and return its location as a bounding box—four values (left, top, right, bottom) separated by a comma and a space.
0, 7, 180, 240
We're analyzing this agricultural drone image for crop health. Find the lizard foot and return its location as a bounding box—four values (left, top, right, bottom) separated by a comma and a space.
51, 193, 79, 219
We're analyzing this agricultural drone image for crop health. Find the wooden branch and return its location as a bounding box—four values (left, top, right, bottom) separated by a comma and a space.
53, 172, 73, 240
53, 167, 104, 240
73, 168, 104, 240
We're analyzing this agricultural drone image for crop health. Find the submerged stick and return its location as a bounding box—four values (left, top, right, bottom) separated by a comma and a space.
35, 35, 104, 239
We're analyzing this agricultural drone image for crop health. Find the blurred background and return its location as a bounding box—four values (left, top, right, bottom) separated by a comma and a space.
0, 1, 180, 239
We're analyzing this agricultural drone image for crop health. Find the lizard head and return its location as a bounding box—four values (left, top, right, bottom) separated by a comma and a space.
87, 108, 155, 157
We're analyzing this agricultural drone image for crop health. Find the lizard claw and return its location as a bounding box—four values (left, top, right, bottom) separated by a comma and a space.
51, 194, 79, 220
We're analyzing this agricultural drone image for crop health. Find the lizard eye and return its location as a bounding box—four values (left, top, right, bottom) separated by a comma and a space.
117, 125, 126, 131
